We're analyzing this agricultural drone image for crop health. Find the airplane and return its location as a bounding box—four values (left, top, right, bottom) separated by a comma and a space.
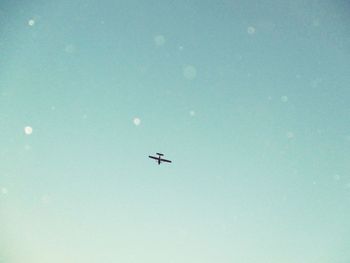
148, 153, 172, 165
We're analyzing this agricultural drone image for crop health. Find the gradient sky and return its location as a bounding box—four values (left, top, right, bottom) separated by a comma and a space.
1, 0, 350, 262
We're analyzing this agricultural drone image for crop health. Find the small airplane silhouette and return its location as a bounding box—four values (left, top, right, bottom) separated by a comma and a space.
149, 153, 172, 165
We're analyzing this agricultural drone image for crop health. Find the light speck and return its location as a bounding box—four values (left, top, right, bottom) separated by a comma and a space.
177, 227, 189, 238
64, 44, 76, 53
1, 187, 8, 195
24, 144, 31, 151
133, 117, 141, 126
281, 96, 288, 102
154, 35, 166, 47
247, 26, 256, 35
28, 19, 35, 26
24, 126, 33, 135
41, 194, 51, 204
286, 131, 295, 139
310, 78, 322, 88
333, 174, 341, 181
178, 46, 184, 51
312, 19, 320, 27
189, 110, 195, 116
183, 65, 197, 80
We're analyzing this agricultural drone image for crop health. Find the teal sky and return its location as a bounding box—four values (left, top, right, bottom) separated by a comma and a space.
1, 0, 350, 262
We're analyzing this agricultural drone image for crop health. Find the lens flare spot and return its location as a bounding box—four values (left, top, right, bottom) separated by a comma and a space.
24, 126, 33, 135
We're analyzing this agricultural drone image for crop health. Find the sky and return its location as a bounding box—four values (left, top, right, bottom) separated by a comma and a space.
1, 0, 350, 262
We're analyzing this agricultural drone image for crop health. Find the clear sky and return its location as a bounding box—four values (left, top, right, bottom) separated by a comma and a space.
1, 0, 350, 262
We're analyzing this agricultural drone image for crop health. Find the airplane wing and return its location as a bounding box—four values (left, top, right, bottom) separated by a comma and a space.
149, 156, 158, 160
160, 158, 172, 163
